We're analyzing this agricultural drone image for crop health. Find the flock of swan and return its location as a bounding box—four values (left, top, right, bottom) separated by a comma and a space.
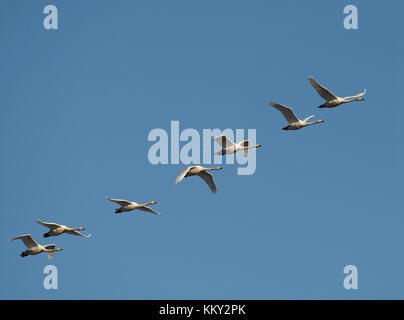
9, 76, 366, 259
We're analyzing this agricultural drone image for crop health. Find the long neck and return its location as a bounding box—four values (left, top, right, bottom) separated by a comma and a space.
305, 120, 323, 126
205, 166, 221, 171
343, 97, 360, 103
139, 201, 156, 206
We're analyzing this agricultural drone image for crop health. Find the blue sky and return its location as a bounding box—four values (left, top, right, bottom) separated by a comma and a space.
1, 0, 403, 299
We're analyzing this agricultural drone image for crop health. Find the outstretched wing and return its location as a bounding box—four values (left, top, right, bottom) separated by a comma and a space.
308, 77, 338, 101
105, 197, 132, 206
197, 171, 217, 194
238, 140, 249, 148
343, 89, 366, 99
9, 234, 39, 249
270, 102, 299, 124
175, 166, 193, 184
214, 135, 235, 148
238, 140, 250, 156
65, 230, 92, 238
137, 206, 160, 215
36, 219, 61, 230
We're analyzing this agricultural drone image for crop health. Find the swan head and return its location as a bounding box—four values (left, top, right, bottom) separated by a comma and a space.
150, 201, 157, 204
78, 227, 85, 231
318, 120, 324, 123
256, 144, 262, 148
357, 97, 365, 101
216, 166, 223, 170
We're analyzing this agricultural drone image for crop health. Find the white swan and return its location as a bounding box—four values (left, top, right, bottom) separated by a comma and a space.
106, 197, 159, 215
36, 219, 92, 238
213, 135, 262, 156
309, 77, 366, 108
270, 102, 324, 130
9, 234, 63, 259
175, 165, 222, 193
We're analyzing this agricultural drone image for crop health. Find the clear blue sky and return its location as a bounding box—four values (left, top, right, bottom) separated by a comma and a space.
1, 0, 403, 299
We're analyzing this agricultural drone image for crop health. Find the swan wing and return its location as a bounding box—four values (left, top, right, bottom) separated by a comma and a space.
214, 135, 235, 148
270, 102, 299, 124
343, 89, 366, 99
36, 219, 61, 230
238, 140, 249, 148
197, 171, 217, 193
9, 234, 39, 249
65, 230, 92, 238
303, 115, 315, 123
175, 166, 193, 184
238, 140, 250, 156
137, 206, 160, 215
105, 197, 132, 206
309, 77, 338, 101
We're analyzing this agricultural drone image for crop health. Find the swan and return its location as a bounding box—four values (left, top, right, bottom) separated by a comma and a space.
175, 165, 222, 193
309, 77, 366, 108
213, 135, 262, 156
270, 102, 324, 130
106, 197, 159, 215
36, 219, 92, 238
9, 234, 63, 259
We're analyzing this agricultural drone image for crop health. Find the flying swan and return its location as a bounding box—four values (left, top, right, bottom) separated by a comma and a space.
36, 219, 92, 238
270, 101, 324, 130
213, 135, 262, 156
106, 197, 160, 215
9, 234, 63, 259
175, 165, 222, 193
309, 76, 366, 108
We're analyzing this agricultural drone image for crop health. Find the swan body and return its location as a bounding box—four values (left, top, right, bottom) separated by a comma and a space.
106, 197, 159, 215
175, 165, 222, 193
9, 234, 63, 259
36, 219, 92, 238
309, 77, 366, 108
214, 135, 261, 156
270, 102, 324, 130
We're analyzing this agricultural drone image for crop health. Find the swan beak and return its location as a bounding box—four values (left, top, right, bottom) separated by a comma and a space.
359, 98, 365, 101
56, 248, 63, 251
217, 166, 223, 170
79, 227, 85, 230
256, 144, 262, 148
151, 201, 157, 204
319, 120, 324, 123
